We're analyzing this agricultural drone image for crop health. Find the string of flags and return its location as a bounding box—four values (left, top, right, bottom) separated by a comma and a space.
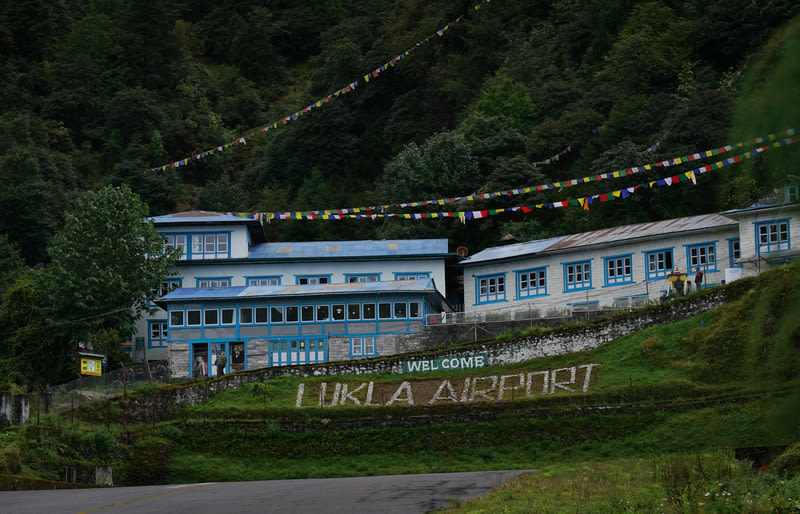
148, 0, 493, 174
255, 127, 798, 217
219, 130, 799, 222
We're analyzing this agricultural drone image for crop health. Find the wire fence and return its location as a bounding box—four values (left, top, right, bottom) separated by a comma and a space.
427, 280, 720, 326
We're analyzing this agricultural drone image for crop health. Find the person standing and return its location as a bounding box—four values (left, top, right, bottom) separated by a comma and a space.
695, 267, 704, 291
217, 350, 227, 376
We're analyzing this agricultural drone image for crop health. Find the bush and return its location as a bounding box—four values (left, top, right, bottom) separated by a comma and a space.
773, 443, 800, 477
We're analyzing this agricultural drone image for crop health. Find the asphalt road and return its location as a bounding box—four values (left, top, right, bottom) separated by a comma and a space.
0, 470, 533, 514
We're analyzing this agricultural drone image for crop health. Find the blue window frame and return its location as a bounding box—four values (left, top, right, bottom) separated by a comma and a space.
516, 267, 547, 298
727, 238, 741, 268
196, 277, 231, 287
296, 274, 331, 285
150, 278, 182, 307
755, 219, 790, 254
246, 275, 281, 286
345, 273, 380, 283
394, 272, 431, 281
148, 320, 168, 348
190, 232, 230, 259
563, 260, 592, 292
603, 254, 633, 286
644, 248, 673, 280
162, 233, 188, 260
686, 242, 718, 272
350, 336, 377, 357
476, 273, 506, 304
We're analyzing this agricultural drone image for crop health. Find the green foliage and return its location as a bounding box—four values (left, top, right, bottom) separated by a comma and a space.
116, 436, 173, 486
44, 184, 181, 348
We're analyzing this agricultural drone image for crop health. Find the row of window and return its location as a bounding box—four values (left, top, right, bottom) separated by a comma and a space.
154, 273, 432, 295
169, 300, 424, 327
164, 232, 230, 260
475, 239, 742, 304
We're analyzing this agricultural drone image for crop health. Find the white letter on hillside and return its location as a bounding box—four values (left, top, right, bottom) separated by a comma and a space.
497, 374, 524, 401
340, 383, 366, 406
525, 371, 549, 397
428, 379, 459, 405
579, 363, 601, 392
386, 381, 415, 406
551, 367, 577, 393
469, 376, 499, 402
295, 383, 305, 407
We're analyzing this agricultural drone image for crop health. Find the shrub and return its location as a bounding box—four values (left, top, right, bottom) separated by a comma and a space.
773, 443, 800, 477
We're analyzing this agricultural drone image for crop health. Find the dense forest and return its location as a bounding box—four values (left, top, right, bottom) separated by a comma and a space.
2, 0, 800, 265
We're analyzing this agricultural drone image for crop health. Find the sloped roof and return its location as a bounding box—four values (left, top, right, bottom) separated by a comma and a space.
155, 278, 451, 311
150, 211, 267, 243
248, 239, 450, 260
460, 213, 736, 266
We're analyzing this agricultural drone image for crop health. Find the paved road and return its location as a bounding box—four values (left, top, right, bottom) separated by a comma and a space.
1, 470, 533, 514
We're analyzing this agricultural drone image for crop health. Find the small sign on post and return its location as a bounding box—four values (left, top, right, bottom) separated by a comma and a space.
79, 353, 105, 376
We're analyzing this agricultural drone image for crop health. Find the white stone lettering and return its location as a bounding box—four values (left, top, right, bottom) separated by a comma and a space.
364, 382, 378, 406
579, 363, 601, 392
460, 377, 471, 403
428, 379, 460, 405
469, 375, 498, 401
295, 363, 601, 408
386, 381, 415, 406
525, 371, 549, 397
340, 383, 367, 405
550, 367, 577, 393
497, 373, 524, 401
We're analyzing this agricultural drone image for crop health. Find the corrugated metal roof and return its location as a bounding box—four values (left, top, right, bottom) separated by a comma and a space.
159, 278, 438, 302
156, 278, 451, 312
150, 211, 267, 243
461, 213, 737, 266
248, 239, 449, 259
459, 236, 567, 265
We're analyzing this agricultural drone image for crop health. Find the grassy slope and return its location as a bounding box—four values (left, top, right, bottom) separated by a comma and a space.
162, 263, 800, 490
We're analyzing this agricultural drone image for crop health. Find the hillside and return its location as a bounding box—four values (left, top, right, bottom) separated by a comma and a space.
2, 262, 799, 501
1, 1, 799, 264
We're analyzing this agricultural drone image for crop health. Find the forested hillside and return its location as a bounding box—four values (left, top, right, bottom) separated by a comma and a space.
2, 0, 799, 266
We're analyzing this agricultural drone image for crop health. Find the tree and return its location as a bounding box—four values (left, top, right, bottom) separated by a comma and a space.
44, 184, 180, 355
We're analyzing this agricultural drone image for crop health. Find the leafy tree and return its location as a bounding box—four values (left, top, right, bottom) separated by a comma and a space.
0, 234, 25, 303
0, 269, 72, 387
44, 184, 181, 355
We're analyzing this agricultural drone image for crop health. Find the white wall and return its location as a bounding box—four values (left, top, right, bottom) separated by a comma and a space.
463, 227, 739, 315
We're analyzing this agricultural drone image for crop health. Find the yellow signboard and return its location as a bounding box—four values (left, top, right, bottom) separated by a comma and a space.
80, 357, 102, 376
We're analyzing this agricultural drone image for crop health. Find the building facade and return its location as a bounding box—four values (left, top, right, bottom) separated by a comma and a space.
156, 279, 449, 378
459, 178, 800, 316
133, 211, 452, 368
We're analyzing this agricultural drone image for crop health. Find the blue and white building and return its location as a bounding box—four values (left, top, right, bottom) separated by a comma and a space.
459, 177, 800, 316
134, 211, 453, 375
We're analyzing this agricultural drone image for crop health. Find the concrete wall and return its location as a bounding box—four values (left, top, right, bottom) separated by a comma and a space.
0, 392, 30, 427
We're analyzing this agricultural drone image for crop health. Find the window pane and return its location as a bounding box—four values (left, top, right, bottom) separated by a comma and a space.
317, 305, 330, 321
187, 310, 201, 325
204, 309, 218, 325
301, 305, 314, 322
332, 304, 345, 320
394, 302, 407, 318
409, 302, 421, 318
221, 309, 234, 324
286, 306, 298, 322
348, 304, 360, 320
170, 311, 184, 326
363, 303, 376, 319
378, 302, 392, 319
240, 308, 253, 324
269, 306, 282, 323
